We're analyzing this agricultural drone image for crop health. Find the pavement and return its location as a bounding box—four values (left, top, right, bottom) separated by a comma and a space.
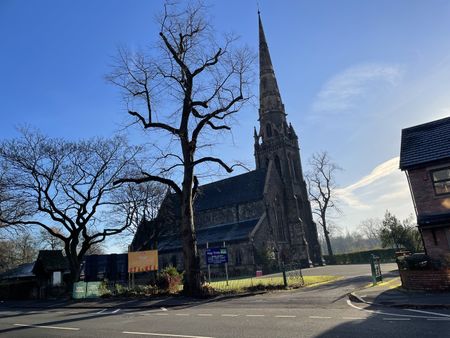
349, 276, 450, 309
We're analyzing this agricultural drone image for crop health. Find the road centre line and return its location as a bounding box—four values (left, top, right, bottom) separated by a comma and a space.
175, 313, 190, 316
13, 323, 80, 331
123, 331, 215, 338
197, 314, 212, 316
309, 316, 332, 319
221, 314, 238, 317
275, 315, 296, 318
96, 309, 107, 314
427, 318, 450, 321
342, 317, 365, 320
155, 313, 169, 316
245, 314, 265, 317
383, 318, 410, 321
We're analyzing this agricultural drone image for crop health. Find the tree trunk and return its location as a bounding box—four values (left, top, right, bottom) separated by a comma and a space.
322, 217, 334, 259
180, 166, 202, 296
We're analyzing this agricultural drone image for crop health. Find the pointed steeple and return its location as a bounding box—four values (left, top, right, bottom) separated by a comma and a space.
259, 12, 285, 116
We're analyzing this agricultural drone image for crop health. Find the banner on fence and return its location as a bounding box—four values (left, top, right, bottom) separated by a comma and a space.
128, 250, 158, 273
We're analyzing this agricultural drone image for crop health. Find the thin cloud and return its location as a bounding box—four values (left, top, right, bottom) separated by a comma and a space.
336, 157, 400, 209
312, 63, 404, 113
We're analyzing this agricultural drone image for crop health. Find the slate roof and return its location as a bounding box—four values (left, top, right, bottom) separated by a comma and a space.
400, 116, 450, 170
32, 250, 68, 273
166, 169, 267, 213
0, 263, 35, 280
158, 218, 259, 252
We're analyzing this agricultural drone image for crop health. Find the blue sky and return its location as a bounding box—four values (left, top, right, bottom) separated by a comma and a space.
2, 0, 450, 248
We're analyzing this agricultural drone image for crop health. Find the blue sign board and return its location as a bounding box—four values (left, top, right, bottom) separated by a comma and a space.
206, 247, 228, 265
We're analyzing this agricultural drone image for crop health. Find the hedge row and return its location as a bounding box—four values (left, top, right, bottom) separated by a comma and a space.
323, 248, 398, 265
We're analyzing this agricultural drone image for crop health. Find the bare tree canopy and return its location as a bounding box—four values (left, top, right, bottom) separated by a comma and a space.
306, 151, 341, 258
108, 2, 253, 295
0, 129, 142, 283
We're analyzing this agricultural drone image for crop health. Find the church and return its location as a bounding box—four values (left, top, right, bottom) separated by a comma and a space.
130, 14, 323, 274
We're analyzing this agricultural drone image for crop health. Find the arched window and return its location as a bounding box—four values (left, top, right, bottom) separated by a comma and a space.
275, 155, 282, 177
235, 250, 242, 266
171, 255, 177, 267
266, 124, 272, 138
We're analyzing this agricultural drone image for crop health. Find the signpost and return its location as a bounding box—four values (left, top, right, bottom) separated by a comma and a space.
370, 254, 383, 285
205, 243, 229, 285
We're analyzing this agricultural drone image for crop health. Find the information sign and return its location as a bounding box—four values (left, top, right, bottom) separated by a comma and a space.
206, 247, 228, 265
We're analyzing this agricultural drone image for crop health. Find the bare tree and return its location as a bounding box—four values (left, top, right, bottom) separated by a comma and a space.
0, 130, 141, 284
39, 227, 64, 250
306, 151, 341, 258
359, 218, 382, 247
109, 2, 252, 295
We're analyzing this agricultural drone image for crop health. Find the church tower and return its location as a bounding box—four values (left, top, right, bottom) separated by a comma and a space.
254, 13, 323, 266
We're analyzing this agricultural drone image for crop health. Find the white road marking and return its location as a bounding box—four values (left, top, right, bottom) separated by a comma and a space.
427, 318, 450, 321
346, 299, 439, 319
161, 307, 168, 311
123, 331, 215, 338
155, 313, 169, 316
405, 308, 450, 318
197, 314, 212, 316
112, 309, 120, 314
275, 315, 296, 318
221, 314, 238, 317
13, 323, 80, 331
309, 316, 332, 319
245, 314, 265, 317
342, 317, 365, 320
96, 309, 107, 314
383, 318, 411, 321
175, 313, 190, 316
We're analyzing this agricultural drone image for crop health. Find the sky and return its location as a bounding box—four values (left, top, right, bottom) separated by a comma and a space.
2, 0, 450, 250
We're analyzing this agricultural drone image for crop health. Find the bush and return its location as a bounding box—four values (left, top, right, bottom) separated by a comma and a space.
157, 265, 183, 293
323, 248, 398, 265
397, 253, 442, 270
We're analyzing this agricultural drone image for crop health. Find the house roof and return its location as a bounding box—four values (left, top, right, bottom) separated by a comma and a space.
400, 116, 450, 170
158, 218, 259, 252
0, 263, 35, 280
32, 250, 68, 273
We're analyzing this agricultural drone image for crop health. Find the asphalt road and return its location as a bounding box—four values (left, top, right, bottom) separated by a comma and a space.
1, 264, 449, 338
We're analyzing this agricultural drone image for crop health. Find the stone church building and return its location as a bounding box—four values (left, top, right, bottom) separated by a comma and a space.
130, 15, 323, 275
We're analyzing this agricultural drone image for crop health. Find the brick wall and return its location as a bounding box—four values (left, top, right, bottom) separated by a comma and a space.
399, 269, 450, 291
421, 228, 450, 260
408, 167, 450, 215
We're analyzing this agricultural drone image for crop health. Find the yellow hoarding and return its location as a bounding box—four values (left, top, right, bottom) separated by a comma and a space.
128, 250, 158, 273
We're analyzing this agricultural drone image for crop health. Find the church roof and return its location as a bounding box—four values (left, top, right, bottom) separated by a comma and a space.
400, 116, 450, 170
194, 169, 267, 211
158, 218, 259, 252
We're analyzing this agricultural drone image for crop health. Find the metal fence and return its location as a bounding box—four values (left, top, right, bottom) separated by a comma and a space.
205, 263, 304, 292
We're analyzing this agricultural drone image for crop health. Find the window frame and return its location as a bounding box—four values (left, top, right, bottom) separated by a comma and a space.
430, 166, 450, 196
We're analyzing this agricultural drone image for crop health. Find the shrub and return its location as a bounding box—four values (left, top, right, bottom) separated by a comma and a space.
157, 265, 183, 293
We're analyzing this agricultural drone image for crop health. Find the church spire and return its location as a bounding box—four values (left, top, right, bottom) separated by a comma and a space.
259, 12, 285, 116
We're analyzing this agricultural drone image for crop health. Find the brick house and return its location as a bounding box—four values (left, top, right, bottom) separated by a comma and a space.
130, 14, 323, 275
399, 116, 450, 290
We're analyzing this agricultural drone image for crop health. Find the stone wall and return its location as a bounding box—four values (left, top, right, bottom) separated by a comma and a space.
399, 269, 450, 291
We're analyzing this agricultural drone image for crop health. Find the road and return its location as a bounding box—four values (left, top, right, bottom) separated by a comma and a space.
0, 264, 449, 337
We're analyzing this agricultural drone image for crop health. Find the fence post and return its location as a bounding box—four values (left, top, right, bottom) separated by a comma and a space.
282, 262, 287, 288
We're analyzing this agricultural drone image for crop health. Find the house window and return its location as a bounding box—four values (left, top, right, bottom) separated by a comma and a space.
431, 167, 450, 195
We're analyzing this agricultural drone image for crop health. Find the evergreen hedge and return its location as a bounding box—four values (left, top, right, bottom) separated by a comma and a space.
323, 248, 398, 265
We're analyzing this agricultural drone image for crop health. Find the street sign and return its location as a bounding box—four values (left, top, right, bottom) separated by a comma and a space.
206, 247, 228, 265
